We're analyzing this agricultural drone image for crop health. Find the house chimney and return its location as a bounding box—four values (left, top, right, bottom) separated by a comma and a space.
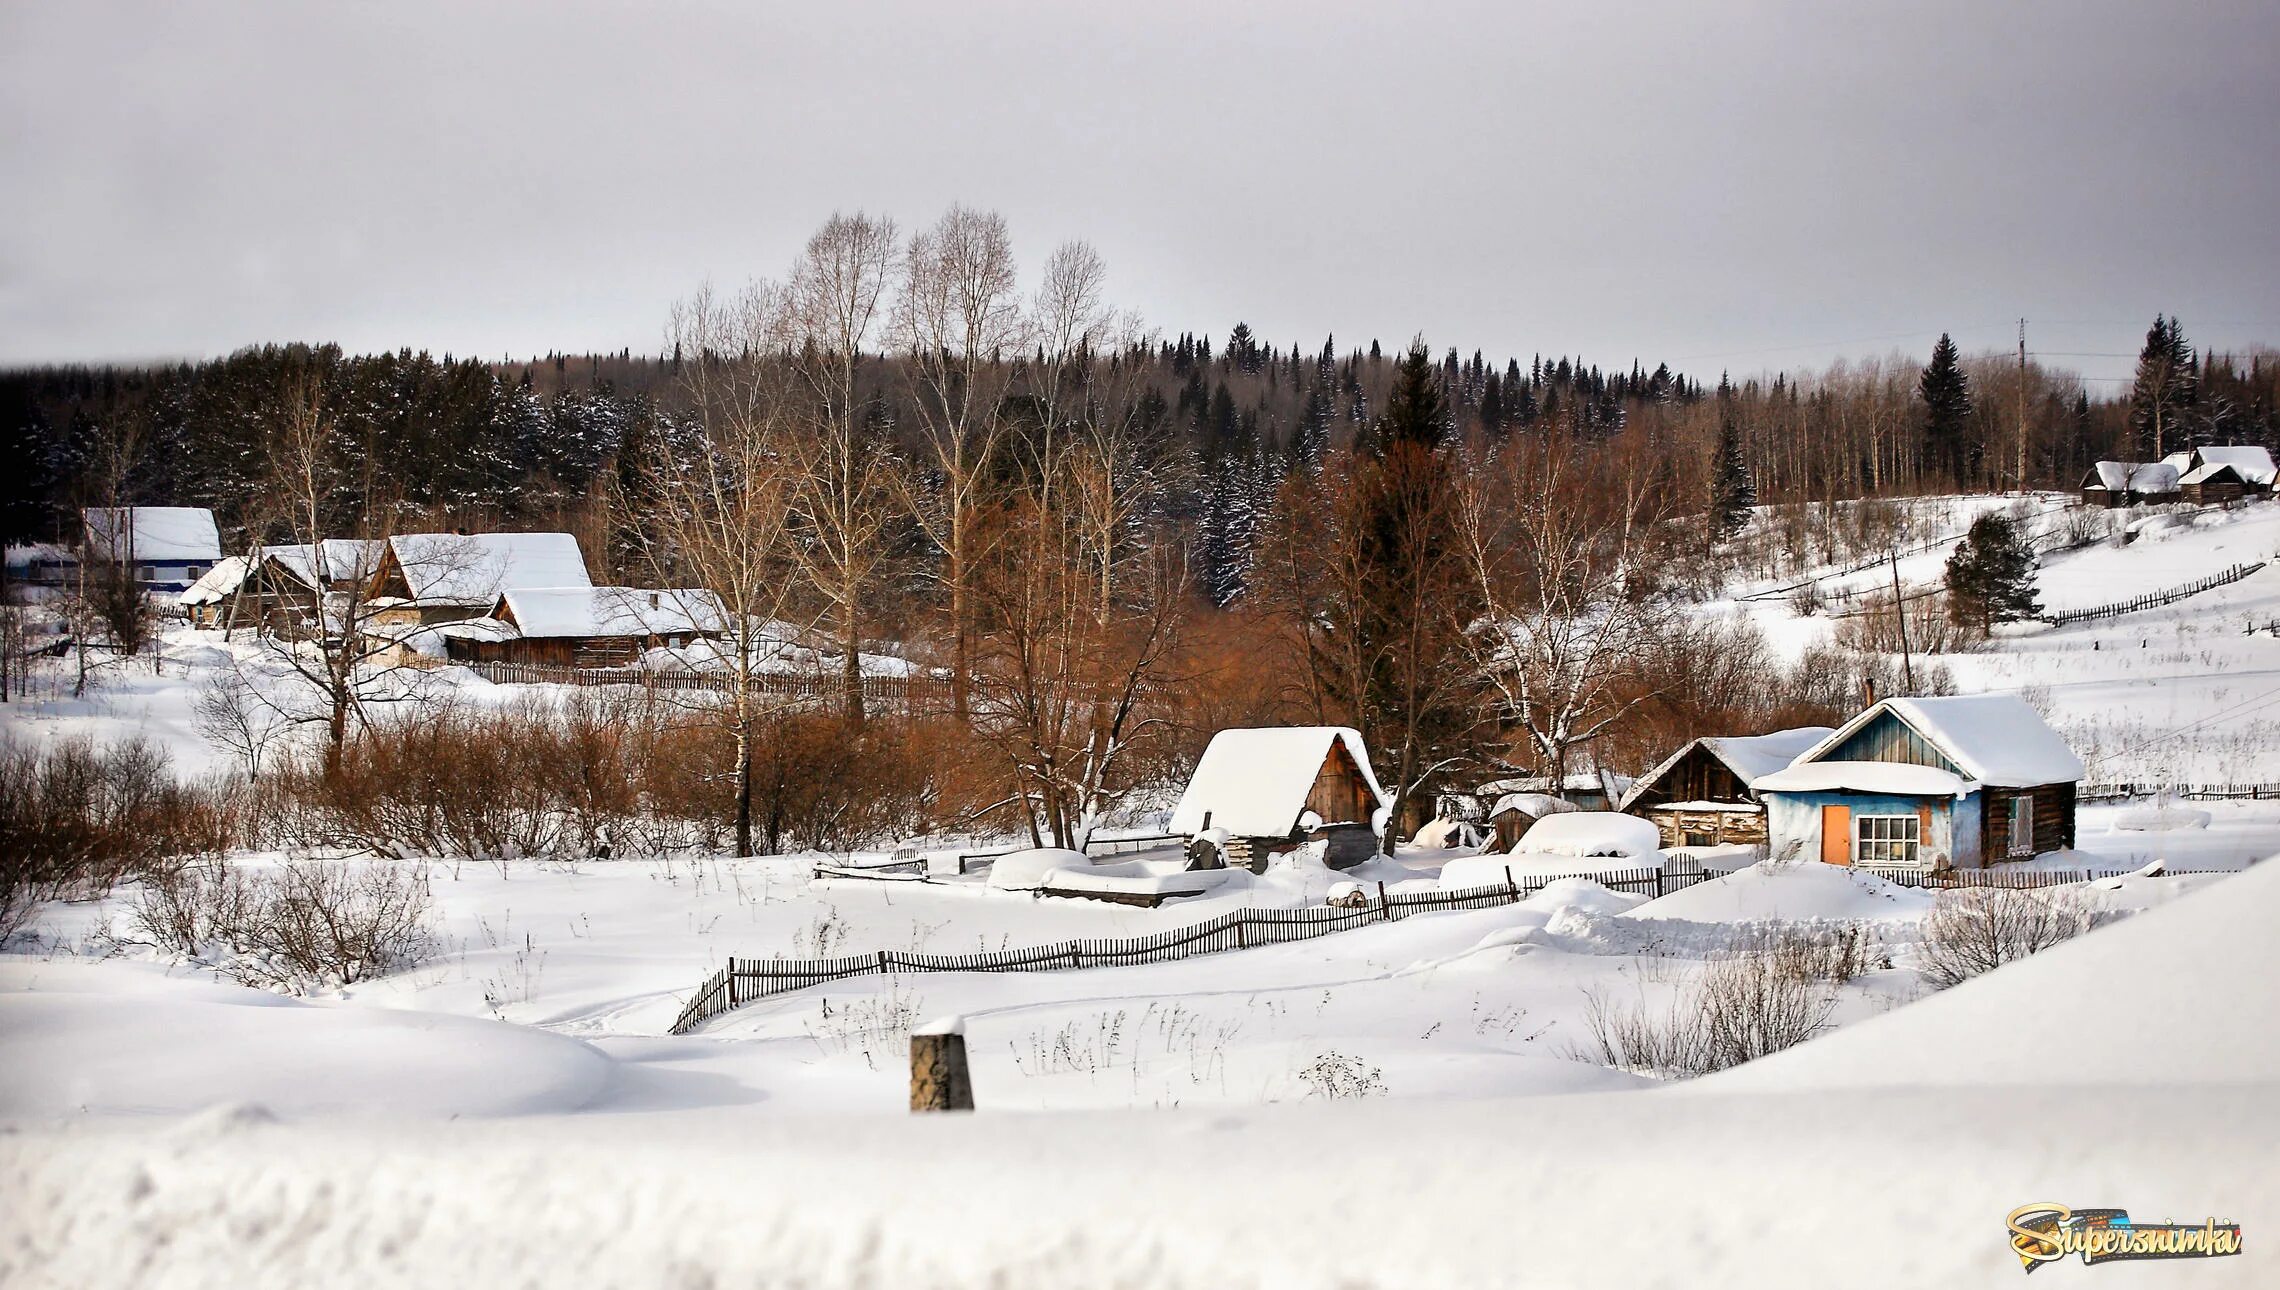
649, 591, 660, 609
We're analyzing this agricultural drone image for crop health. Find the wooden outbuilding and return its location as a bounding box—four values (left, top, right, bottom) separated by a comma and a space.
2078, 461, 2179, 508
1168, 727, 1387, 872
441, 586, 728, 668
1618, 726, 1832, 848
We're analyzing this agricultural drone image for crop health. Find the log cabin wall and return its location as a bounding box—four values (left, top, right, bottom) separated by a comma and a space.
1977, 783, 2077, 861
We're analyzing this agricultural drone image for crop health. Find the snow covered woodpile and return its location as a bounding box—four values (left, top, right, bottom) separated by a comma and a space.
442, 587, 729, 667
1167, 727, 1386, 871
1756, 694, 2084, 870
1618, 726, 1832, 848
2078, 460, 2179, 507
365, 532, 592, 628
80, 506, 222, 592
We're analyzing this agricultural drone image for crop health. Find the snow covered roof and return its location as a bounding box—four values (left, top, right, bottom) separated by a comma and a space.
81, 507, 221, 563
2179, 461, 2246, 486
383, 533, 591, 605
178, 556, 252, 606
494, 587, 729, 639
1816, 694, 2082, 788
2084, 461, 2178, 493
1619, 725, 1834, 810
1168, 727, 1385, 838
266, 539, 386, 587
1753, 761, 1975, 798
2194, 445, 2275, 486
1487, 792, 1579, 820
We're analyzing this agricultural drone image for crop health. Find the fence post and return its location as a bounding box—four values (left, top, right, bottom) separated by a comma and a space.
876, 950, 890, 976
1655, 868, 1665, 898
1504, 871, 1519, 903
910, 1017, 974, 1112
726, 961, 739, 1008
1236, 919, 1248, 949
1378, 881, 1391, 921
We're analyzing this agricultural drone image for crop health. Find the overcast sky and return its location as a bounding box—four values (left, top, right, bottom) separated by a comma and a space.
5, 1, 2277, 387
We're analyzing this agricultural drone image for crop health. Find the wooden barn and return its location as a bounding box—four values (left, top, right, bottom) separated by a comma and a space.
1168, 727, 1386, 872
1618, 726, 1833, 848
2078, 461, 2179, 508
364, 532, 592, 629
441, 586, 729, 668
1756, 695, 2082, 871
2166, 445, 2275, 498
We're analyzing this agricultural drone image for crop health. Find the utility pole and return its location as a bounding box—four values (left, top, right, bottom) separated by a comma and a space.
1891, 547, 1915, 693
2016, 318, 2029, 495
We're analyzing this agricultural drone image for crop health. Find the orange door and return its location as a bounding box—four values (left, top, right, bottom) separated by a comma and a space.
1821, 805, 1852, 866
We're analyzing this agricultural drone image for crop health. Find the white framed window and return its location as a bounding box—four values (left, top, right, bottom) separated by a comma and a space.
1856, 814, 1920, 867
2008, 795, 2035, 857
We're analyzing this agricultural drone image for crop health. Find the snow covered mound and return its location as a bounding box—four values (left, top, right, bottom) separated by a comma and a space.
0, 959, 613, 1120
1707, 861, 2276, 1091
2111, 804, 2213, 832
1509, 811, 1661, 859
984, 848, 1092, 891
1523, 877, 1649, 916
1626, 859, 1931, 923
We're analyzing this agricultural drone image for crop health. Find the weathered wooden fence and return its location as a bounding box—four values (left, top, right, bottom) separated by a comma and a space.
2042, 561, 2265, 627
669, 864, 1701, 1033
2078, 781, 2280, 802
462, 659, 949, 711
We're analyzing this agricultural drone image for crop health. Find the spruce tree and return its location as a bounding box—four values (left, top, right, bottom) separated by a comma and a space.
1945, 513, 2041, 631
2129, 314, 2200, 459
1919, 333, 1974, 484
1378, 340, 1449, 451
1710, 415, 1754, 542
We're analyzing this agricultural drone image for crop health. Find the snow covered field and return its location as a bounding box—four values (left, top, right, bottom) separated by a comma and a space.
6, 497, 2280, 1287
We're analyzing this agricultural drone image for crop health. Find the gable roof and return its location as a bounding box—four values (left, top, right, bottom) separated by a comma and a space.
1789, 694, 2083, 789
2179, 461, 2245, 486
493, 587, 728, 639
1168, 727, 1385, 838
1619, 725, 1834, 810
2194, 445, 2275, 486
179, 556, 252, 606
81, 507, 221, 563
381, 532, 590, 606
2084, 461, 2178, 493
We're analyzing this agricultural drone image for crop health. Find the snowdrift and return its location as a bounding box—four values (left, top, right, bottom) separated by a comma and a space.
1626, 859, 1931, 923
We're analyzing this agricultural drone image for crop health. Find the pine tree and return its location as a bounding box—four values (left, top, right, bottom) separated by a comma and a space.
1709, 415, 1754, 543
1918, 332, 1974, 484
1945, 513, 2040, 631
2129, 314, 2199, 459
1377, 340, 1448, 452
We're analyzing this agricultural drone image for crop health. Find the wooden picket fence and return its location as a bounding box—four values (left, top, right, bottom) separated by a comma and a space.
668, 863, 1703, 1034
2042, 561, 2264, 626
462, 659, 949, 711
2078, 782, 2280, 802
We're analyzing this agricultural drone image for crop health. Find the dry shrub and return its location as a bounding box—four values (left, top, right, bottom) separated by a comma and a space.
1576, 936, 1839, 1077
1833, 589, 1972, 654
132, 857, 434, 989
0, 736, 234, 942
1917, 886, 2110, 990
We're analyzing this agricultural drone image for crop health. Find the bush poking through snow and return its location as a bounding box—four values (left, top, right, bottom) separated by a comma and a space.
1916, 886, 2111, 990
1575, 934, 1839, 1077
131, 858, 436, 990
1297, 1051, 1387, 1099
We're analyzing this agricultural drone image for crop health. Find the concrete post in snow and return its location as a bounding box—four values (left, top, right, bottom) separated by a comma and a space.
910, 1015, 974, 1112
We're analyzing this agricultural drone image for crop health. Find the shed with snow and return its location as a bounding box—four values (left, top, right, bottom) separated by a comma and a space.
442, 586, 729, 668
2078, 461, 2179, 508
1618, 725, 1833, 848
1168, 727, 1386, 871
1755, 695, 2082, 871
364, 532, 593, 629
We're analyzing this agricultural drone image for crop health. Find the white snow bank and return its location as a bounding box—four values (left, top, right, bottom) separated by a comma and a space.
1042, 861, 1229, 898
1523, 877, 1649, 916
984, 848, 1092, 891
1626, 859, 1932, 923
1509, 811, 1661, 859
0, 959, 612, 1119
1709, 861, 2271, 1090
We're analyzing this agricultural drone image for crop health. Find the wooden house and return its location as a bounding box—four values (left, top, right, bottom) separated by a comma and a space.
2078, 461, 2179, 508
2168, 445, 2275, 498
441, 586, 729, 667
2178, 461, 2249, 505
364, 532, 592, 629
1756, 695, 2082, 871
1618, 726, 1833, 848
1168, 727, 1387, 872
1483, 792, 1578, 851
